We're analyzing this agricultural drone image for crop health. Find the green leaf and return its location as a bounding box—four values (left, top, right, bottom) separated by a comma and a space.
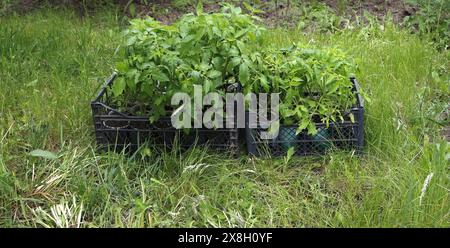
141, 81, 153, 95
204, 79, 212, 93
267, 121, 280, 137
196, 0, 203, 15
239, 62, 250, 84
243, 2, 264, 14
349, 113, 355, 123
115, 61, 128, 73
190, 70, 201, 80
235, 31, 248, 41
199, 62, 210, 72
26, 79, 38, 87
195, 28, 205, 41
296, 119, 310, 135
128, 3, 136, 17
126, 36, 136, 46
242, 2, 253, 12
327, 82, 339, 94
289, 79, 301, 87
307, 122, 318, 135
286, 147, 295, 162
260, 75, 269, 92
112, 77, 126, 96
155, 96, 165, 105
29, 149, 57, 160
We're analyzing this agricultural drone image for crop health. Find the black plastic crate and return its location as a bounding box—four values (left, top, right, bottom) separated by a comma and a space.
245, 77, 364, 157
91, 73, 239, 153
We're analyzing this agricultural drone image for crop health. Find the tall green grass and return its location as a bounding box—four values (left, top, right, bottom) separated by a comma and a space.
0, 9, 448, 227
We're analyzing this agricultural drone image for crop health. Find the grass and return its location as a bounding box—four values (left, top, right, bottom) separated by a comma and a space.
0, 9, 449, 227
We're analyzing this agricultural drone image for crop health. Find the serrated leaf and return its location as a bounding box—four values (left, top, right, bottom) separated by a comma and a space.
195, 28, 205, 41
128, 3, 136, 17
207, 70, 222, 79
349, 113, 355, 123
307, 122, 318, 135
327, 82, 339, 94
151, 68, 170, 82
239, 62, 249, 84
204, 79, 212, 93
112, 77, 126, 96
126, 36, 136, 46
296, 119, 310, 135
227, 57, 241, 72
116, 61, 128, 72
190, 70, 201, 80
196, 0, 203, 15
286, 147, 295, 161
26, 79, 38, 87
149, 113, 160, 123
267, 121, 280, 136
30, 149, 57, 160
289, 80, 301, 87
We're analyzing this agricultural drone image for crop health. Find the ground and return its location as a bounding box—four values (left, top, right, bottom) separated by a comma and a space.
10, 0, 417, 25
128, 0, 418, 28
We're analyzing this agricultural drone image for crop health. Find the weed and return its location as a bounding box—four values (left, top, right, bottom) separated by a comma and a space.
404, 0, 450, 50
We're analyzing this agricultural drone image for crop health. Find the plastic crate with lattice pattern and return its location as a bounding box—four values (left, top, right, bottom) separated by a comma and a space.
91, 73, 240, 154
245, 77, 364, 157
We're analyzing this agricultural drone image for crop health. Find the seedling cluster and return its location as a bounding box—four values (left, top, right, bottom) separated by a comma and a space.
113, 4, 357, 135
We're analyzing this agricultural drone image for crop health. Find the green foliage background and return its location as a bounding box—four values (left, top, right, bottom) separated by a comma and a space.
0, 1, 448, 227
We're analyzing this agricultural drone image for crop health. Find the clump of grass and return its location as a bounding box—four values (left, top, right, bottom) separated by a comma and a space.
0, 9, 449, 227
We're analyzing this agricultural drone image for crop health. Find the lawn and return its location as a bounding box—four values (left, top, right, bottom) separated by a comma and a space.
0, 8, 448, 227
